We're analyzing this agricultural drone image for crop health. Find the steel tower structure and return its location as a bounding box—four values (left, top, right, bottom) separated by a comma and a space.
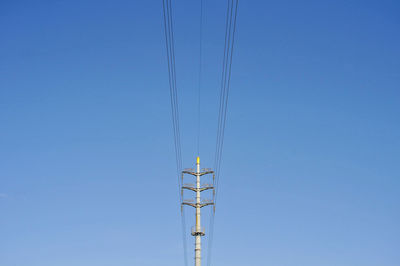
182, 157, 215, 266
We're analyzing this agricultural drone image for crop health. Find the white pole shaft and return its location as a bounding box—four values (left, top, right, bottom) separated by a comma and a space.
195, 157, 201, 266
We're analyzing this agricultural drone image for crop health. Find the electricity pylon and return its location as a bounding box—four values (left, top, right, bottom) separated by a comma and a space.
182, 157, 215, 266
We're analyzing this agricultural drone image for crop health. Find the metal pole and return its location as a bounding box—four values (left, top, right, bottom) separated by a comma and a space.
195, 156, 201, 266
181, 157, 214, 266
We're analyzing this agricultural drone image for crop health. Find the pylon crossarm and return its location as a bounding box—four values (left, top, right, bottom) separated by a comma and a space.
199, 186, 214, 192
182, 170, 197, 176
182, 186, 197, 192
199, 170, 214, 176
182, 170, 214, 176
182, 186, 214, 192
182, 202, 197, 208
182, 202, 214, 208
199, 202, 214, 208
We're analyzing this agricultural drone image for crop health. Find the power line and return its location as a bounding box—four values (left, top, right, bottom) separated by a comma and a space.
162, 0, 189, 265
215, 0, 239, 206
162, 0, 239, 264
207, 0, 239, 265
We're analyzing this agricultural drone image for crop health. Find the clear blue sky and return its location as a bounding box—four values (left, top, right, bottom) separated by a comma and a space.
1, 0, 399, 265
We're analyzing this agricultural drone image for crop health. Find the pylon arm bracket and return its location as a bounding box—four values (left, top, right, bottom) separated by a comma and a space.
182, 202, 214, 208
182, 171, 197, 176
199, 171, 214, 176
182, 186, 197, 192
182, 170, 214, 176
199, 187, 214, 192
182, 186, 214, 192
199, 202, 214, 208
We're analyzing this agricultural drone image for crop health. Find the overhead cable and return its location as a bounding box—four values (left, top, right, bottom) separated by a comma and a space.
162, 0, 189, 265
208, 0, 239, 265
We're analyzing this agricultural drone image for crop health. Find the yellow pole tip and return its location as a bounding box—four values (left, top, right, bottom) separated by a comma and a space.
196, 156, 200, 164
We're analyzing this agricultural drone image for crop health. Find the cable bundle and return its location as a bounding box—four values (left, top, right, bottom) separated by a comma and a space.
162, 0, 238, 265
208, 0, 239, 265
162, 0, 189, 265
